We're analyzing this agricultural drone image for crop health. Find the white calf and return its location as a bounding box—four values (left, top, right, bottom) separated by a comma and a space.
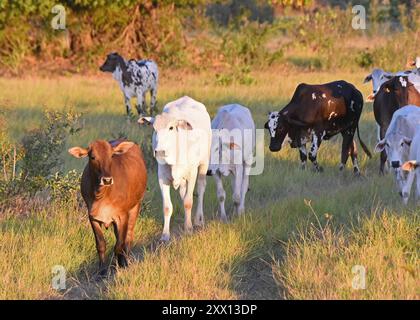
375, 105, 420, 203
139, 96, 212, 241
207, 104, 255, 221
401, 125, 420, 204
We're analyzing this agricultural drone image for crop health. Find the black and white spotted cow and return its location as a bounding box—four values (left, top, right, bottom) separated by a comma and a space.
265, 80, 372, 174
100, 52, 159, 116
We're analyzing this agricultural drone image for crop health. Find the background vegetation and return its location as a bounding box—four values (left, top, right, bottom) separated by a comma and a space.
0, 0, 419, 75
0, 0, 418, 300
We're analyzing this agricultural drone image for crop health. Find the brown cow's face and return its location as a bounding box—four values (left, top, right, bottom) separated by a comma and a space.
69, 140, 134, 186
382, 77, 410, 107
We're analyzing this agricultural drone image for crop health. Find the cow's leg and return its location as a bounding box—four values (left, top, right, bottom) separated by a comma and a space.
379, 126, 387, 175
231, 165, 243, 215
308, 131, 323, 172
125, 203, 140, 255
159, 180, 173, 242
194, 165, 207, 228
89, 218, 107, 275
350, 139, 360, 175
238, 166, 250, 216
124, 95, 132, 116
183, 169, 197, 235
135, 91, 146, 116
339, 132, 352, 171
299, 144, 307, 170
415, 170, 420, 205
150, 87, 157, 114
113, 214, 129, 268
214, 171, 227, 222
402, 170, 415, 205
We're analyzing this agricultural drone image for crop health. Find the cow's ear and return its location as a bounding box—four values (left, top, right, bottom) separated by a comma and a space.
363, 74, 372, 83
403, 137, 412, 146
68, 147, 88, 158
177, 120, 193, 130
113, 141, 135, 155
138, 116, 154, 125
228, 142, 241, 150
402, 160, 417, 171
366, 93, 375, 101
374, 140, 386, 153
407, 59, 416, 67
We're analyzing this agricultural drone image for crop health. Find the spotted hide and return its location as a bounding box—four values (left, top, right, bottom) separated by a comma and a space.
265, 80, 371, 174
100, 52, 159, 116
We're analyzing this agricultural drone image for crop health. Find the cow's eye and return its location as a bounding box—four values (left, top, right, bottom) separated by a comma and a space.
169, 126, 174, 131
90, 155, 95, 160
401, 142, 404, 147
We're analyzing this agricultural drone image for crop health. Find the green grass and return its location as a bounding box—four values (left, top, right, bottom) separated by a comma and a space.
0, 69, 418, 299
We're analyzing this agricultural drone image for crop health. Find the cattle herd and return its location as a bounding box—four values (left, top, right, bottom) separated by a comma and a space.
68, 53, 420, 275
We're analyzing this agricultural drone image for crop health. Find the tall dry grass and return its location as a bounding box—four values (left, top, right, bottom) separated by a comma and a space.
0, 70, 417, 299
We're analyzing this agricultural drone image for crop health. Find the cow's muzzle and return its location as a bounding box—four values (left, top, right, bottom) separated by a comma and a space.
100, 177, 114, 186
391, 161, 400, 169
269, 144, 281, 152
155, 150, 166, 158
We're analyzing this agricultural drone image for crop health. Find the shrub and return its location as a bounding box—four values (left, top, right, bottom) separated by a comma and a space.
20, 110, 81, 178
355, 50, 374, 68
47, 169, 81, 203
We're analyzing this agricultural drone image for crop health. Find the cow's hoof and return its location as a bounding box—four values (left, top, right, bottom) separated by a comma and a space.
159, 234, 170, 242
353, 169, 361, 177
193, 223, 205, 231
94, 268, 108, 280
184, 226, 193, 235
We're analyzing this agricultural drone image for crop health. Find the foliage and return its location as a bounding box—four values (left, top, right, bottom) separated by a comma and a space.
47, 170, 81, 203
355, 50, 374, 68
21, 110, 81, 178
0, 0, 419, 74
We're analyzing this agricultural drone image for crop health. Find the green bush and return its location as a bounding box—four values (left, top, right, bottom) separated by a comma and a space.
21, 110, 81, 178
355, 50, 374, 68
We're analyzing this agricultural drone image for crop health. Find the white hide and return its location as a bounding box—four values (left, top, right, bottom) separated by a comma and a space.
375, 105, 420, 196
401, 125, 420, 204
140, 96, 212, 241
208, 104, 255, 221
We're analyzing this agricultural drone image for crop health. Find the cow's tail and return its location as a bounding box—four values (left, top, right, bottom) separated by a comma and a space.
356, 124, 372, 158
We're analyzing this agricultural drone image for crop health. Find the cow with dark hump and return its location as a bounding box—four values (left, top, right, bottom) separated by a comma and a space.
265, 80, 371, 174
373, 75, 420, 174
68, 139, 147, 276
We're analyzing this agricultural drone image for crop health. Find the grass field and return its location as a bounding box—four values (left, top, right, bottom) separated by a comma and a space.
0, 69, 418, 299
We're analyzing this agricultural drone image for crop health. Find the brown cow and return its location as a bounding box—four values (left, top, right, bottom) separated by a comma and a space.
373, 76, 420, 174
68, 139, 147, 275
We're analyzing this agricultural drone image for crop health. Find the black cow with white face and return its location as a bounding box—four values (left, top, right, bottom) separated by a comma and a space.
265, 80, 372, 174
100, 52, 159, 116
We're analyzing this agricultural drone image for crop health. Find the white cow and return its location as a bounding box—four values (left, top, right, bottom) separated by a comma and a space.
375, 105, 420, 203
401, 125, 420, 204
363, 68, 417, 102
138, 96, 212, 241
207, 104, 255, 221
